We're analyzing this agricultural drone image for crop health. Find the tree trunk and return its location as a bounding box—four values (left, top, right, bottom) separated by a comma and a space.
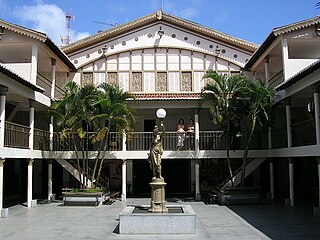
226, 121, 234, 188
240, 116, 256, 188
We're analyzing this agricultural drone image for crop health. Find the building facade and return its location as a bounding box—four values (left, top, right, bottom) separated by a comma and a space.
0, 11, 320, 214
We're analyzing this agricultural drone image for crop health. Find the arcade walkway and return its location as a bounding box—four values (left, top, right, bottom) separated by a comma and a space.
0, 198, 319, 239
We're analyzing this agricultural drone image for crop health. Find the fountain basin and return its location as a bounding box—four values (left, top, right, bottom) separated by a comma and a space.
119, 205, 196, 234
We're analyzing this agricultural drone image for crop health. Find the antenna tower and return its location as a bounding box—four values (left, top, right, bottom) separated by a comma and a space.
63, 12, 74, 45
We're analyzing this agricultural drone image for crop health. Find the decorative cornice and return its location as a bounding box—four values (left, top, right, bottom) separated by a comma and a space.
130, 92, 201, 101
62, 11, 258, 54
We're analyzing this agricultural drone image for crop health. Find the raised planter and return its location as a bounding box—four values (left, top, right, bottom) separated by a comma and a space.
62, 189, 109, 206
217, 187, 261, 205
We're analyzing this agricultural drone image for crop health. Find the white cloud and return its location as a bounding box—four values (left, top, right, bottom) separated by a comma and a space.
13, 2, 90, 45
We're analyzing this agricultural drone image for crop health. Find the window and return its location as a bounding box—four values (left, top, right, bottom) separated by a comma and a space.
119, 72, 129, 91
194, 72, 204, 92
168, 72, 180, 91
143, 72, 155, 92
94, 72, 105, 86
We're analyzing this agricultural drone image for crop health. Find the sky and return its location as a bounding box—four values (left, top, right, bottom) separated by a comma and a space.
0, 0, 319, 45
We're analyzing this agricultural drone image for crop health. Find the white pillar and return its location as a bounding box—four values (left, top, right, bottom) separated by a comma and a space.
194, 112, 199, 154
264, 56, 270, 82
285, 101, 292, 148
29, 99, 35, 150
122, 132, 126, 151
195, 160, 201, 200
50, 58, 56, 99
121, 160, 126, 201
289, 158, 294, 206
314, 92, 320, 145
0, 159, 4, 209
269, 160, 274, 199
281, 37, 289, 81
27, 159, 34, 208
30, 44, 38, 85
48, 160, 53, 201
0, 85, 8, 148
318, 158, 320, 207
49, 116, 54, 151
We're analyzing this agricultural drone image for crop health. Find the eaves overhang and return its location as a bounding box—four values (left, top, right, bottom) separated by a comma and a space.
245, 16, 320, 70
0, 19, 76, 71
275, 59, 320, 91
62, 10, 258, 55
0, 64, 44, 92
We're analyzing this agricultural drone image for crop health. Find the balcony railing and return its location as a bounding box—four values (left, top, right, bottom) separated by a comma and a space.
4, 121, 30, 148
292, 119, 316, 147
36, 72, 65, 98
3, 123, 268, 152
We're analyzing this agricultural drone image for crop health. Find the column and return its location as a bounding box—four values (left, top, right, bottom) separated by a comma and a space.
285, 99, 292, 148
195, 160, 201, 200
30, 44, 38, 85
122, 131, 126, 151
29, 99, 35, 150
269, 160, 274, 199
0, 85, 8, 148
314, 92, 320, 145
289, 158, 294, 206
49, 117, 54, 151
194, 111, 199, 154
50, 58, 56, 99
126, 160, 133, 195
27, 159, 34, 208
264, 56, 270, 82
281, 37, 289, 81
0, 159, 4, 209
318, 158, 320, 208
121, 160, 126, 201
48, 160, 53, 201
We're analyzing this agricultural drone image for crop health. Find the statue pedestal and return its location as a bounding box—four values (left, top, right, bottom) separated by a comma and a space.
148, 177, 168, 213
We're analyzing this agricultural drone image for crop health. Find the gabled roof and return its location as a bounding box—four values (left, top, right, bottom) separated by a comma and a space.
0, 64, 44, 92
245, 16, 320, 69
0, 19, 76, 70
62, 10, 258, 54
275, 59, 320, 91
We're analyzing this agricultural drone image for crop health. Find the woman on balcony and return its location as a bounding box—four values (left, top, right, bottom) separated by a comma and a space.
176, 119, 185, 151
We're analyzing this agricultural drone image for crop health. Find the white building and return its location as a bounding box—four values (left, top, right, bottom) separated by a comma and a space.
0, 10, 320, 214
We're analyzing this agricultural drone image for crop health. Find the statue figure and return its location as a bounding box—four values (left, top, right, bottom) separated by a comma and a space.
148, 122, 165, 179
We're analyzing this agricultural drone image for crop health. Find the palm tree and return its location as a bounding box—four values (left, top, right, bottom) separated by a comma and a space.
49, 82, 135, 189
237, 79, 274, 188
202, 73, 246, 187
91, 83, 135, 184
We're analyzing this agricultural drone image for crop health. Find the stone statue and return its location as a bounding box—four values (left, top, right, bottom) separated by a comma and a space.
148, 122, 165, 179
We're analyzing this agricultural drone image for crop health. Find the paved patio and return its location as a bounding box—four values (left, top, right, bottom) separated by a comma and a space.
0, 198, 319, 239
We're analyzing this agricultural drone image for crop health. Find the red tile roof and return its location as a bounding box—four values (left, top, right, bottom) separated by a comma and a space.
130, 92, 201, 100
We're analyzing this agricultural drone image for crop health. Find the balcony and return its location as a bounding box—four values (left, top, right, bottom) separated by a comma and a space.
36, 72, 65, 98
3, 121, 269, 152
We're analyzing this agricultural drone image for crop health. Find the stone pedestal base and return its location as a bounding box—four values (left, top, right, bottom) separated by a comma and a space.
1, 208, 8, 218
148, 177, 168, 213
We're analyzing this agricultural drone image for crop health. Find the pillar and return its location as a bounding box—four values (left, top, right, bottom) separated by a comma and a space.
29, 99, 35, 150
314, 92, 320, 145
50, 58, 56, 99
285, 100, 292, 148
30, 44, 38, 85
264, 56, 270, 82
195, 160, 201, 200
0, 85, 8, 148
121, 160, 126, 201
269, 160, 274, 199
27, 159, 34, 208
194, 111, 199, 154
48, 160, 53, 201
126, 160, 133, 195
0, 159, 4, 209
49, 116, 54, 151
318, 158, 320, 208
281, 37, 289, 81
289, 158, 294, 206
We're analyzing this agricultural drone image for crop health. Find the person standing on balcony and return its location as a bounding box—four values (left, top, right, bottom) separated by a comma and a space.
176, 118, 185, 150
187, 119, 195, 150
148, 122, 165, 179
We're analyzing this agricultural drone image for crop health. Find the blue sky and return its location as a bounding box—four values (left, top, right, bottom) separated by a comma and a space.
0, 0, 318, 45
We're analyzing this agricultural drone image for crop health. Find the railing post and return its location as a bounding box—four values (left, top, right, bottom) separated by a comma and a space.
0, 85, 8, 148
